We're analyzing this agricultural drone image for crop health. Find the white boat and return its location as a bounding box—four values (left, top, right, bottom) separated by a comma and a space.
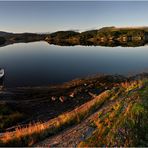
0, 69, 4, 78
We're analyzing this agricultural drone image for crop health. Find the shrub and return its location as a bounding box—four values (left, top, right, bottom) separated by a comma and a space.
0, 37, 6, 45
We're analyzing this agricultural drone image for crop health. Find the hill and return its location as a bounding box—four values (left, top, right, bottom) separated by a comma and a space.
45, 26, 148, 46
0, 31, 46, 46
0, 74, 148, 146
0, 31, 13, 37
37, 76, 148, 147
2, 26, 148, 47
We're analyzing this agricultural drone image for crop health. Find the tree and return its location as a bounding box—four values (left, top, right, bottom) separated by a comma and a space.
0, 37, 6, 45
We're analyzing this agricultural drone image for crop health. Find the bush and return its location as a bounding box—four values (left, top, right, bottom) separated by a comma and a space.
0, 37, 6, 45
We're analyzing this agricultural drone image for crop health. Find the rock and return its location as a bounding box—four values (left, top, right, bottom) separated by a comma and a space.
59, 96, 65, 103
51, 96, 56, 101
69, 92, 75, 98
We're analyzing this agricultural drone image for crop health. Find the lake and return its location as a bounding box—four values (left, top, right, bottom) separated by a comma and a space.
0, 41, 148, 87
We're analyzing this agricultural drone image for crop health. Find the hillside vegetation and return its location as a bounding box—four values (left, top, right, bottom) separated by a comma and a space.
1, 26, 148, 46
0, 103, 24, 132
0, 37, 6, 45
45, 27, 148, 46
0, 32, 46, 46
79, 79, 148, 147
0, 75, 148, 147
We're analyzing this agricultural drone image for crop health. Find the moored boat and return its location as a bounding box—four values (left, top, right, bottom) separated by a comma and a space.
0, 68, 4, 88
0, 68, 4, 78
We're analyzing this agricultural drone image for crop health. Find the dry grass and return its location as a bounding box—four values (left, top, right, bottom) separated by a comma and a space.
0, 103, 24, 131
0, 90, 111, 146
1, 78, 145, 147
120, 80, 144, 92
78, 79, 148, 147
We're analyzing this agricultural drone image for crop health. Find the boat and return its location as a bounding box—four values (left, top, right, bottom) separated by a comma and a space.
0, 68, 4, 87
0, 68, 4, 78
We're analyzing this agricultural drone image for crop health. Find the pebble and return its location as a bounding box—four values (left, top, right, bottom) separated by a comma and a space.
51, 96, 56, 101
69, 92, 75, 98
59, 96, 65, 102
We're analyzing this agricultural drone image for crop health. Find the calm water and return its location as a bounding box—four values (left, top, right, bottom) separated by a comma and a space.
0, 41, 148, 87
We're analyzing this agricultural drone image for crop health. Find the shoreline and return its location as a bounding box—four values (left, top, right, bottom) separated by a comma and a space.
0, 74, 126, 131
0, 72, 147, 146
0, 73, 148, 132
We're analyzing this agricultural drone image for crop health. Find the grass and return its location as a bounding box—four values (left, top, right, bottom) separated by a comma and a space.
1, 78, 147, 147
0, 103, 24, 131
0, 90, 112, 146
78, 79, 148, 147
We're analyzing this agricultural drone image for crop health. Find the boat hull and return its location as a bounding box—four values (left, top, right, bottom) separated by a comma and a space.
0, 69, 4, 86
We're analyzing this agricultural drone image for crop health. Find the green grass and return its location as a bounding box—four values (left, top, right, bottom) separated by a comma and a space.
0, 103, 24, 131
78, 79, 148, 147
1, 78, 148, 147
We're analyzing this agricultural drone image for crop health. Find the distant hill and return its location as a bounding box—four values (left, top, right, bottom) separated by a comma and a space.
0, 31, 13, 37
0, 31, 46, 46
1, 26, 148, 47
44, 26, 148, 46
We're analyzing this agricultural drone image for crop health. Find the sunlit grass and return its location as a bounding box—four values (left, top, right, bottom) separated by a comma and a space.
0, 103, 24, 131
78, 79, 148, 147
1, 78, 147, 147
0, 90, 111, 146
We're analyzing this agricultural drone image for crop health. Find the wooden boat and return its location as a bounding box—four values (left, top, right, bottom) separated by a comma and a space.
0, 68, 4, 87
0, 68, 4, 78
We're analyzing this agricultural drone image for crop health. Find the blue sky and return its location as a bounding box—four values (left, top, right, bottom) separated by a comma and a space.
0, 1, 148, 33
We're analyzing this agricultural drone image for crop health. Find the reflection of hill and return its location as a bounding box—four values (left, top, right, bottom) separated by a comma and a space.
1, 27, 148, 47
46, 27, 148, 47
0, 32, 46, 47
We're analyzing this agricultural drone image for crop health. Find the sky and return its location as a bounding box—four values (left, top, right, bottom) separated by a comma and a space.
0, 1, 148, 33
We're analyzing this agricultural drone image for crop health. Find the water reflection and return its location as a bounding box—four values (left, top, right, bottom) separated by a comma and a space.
0, 41, 148, 87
